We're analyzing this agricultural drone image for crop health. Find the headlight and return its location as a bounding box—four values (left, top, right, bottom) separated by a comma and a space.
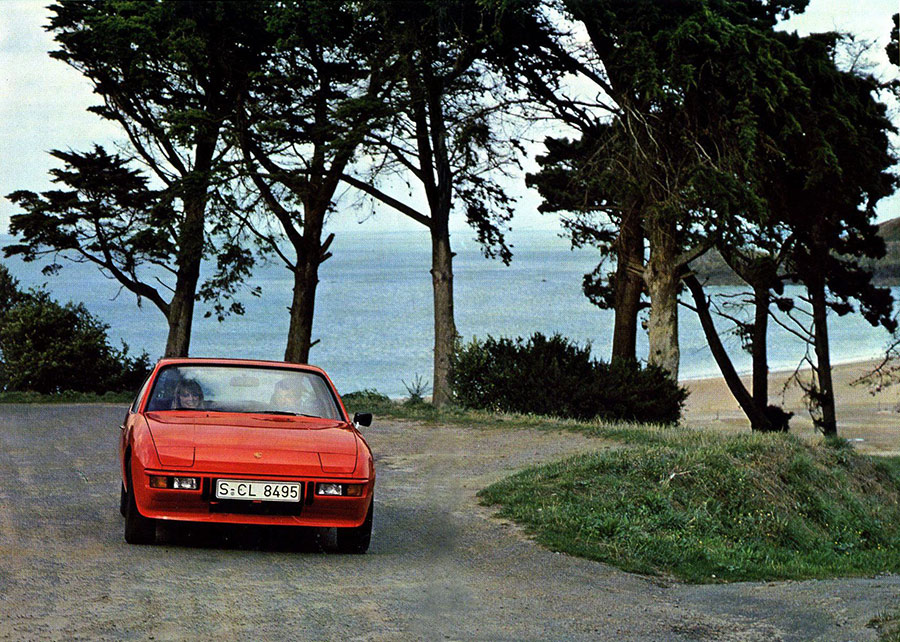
316, 483, 343, 496
172, 477, 199, 490
316, 483, 365, 496
149, 475, 199, 490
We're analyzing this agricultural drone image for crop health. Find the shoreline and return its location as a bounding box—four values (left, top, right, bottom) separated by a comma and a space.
678, 354, 890, 384
680, 357, 900, 456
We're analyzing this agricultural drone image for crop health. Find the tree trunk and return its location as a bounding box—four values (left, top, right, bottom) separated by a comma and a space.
284, 259, 320, 364
162, 124, 219, 358
611, 210, 643, 363
685, 275, 773, 431
431, 224, 456, 407
810, 280, 837, 436
717, 250, 780, 424
164, 293, 195, 358
283, 204, 328, 364
645, 221, 680, 379
751, 284, 769, 409
163, 196, 206, 357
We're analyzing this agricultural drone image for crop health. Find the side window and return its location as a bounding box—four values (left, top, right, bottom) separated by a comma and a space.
130, 373, 154, 413
146, 368, 181, 411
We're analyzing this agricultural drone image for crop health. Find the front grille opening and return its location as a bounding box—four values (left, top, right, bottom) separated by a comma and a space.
209, 498, 304, 516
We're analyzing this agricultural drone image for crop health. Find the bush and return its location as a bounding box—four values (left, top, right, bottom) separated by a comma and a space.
450, 333, 687, 423
341, 389, 394, 415
0, 265, 150, 394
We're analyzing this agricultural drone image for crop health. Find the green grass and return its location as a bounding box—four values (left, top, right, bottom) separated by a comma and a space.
346, 390, 900, 583
341, 388, 673, 441
479, 428, 900, 583
0, 390, 134, 403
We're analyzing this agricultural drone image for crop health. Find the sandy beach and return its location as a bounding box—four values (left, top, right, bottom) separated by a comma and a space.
681, 360, 900, 456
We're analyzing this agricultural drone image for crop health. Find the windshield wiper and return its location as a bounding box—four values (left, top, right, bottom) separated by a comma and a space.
257, 410, 320, 418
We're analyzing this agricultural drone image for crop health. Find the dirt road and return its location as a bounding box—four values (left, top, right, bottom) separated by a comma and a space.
1, 404, 897, 641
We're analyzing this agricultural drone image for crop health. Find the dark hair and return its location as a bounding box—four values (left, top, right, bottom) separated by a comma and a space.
175, 379, 203, 400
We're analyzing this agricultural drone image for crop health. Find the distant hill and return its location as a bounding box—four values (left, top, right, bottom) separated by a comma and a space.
879, 216, 900, 243
875, 216, 900, 285
690, 216, 900, 286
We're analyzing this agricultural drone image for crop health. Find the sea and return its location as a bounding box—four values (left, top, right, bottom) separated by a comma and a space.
1, 229, 896, 398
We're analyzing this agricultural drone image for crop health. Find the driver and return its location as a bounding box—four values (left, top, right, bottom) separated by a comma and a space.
270, 378, 313, 413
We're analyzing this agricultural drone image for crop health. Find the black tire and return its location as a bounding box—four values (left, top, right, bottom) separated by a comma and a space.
124, 464, 156, 545
336, 498, 373, 554
120, 483, 127, 517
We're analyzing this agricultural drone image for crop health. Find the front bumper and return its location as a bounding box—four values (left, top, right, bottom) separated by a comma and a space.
132, 463, 373, 528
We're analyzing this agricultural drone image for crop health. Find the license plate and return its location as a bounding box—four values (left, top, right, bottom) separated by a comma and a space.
215, 479, 302, 503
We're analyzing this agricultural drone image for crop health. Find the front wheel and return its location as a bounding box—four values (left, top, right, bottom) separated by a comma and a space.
119, 483, 127, 517
124, 464, 156, 545
336, 499, 373, 554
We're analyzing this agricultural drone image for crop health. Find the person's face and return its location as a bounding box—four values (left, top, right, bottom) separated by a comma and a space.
179, 389, 200, 408
272, 387, 298, 406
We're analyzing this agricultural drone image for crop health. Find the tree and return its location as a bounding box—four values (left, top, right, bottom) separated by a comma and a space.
887, 13, 899, 66
343, 0, 521, 405
764, 33, 897, 436
6, 1, 266, 357
679, 30, 897, 436
232, 0, 394, 364
512, 0, 811, 380
527, 131, 647, 364
0, 264, 150, 394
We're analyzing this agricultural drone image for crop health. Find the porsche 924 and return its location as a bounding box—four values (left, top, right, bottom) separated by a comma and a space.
119, 358, 375, 552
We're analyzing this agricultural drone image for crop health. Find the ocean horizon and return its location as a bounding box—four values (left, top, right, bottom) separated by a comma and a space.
1, 229, 896, 398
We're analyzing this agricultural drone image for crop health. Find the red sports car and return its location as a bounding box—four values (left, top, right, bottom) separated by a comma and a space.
119, 358, 375, 552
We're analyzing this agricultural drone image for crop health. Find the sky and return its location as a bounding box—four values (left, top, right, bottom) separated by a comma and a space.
1, 0, 899, 235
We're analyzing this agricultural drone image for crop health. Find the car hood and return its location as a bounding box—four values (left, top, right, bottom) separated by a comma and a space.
145, 411, 359, 476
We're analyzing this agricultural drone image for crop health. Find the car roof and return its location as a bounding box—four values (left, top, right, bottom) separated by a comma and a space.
154, 357, 328, 375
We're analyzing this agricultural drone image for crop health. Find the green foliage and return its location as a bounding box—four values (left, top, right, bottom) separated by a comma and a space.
887, 13, 899, 67
451, 333, 687, 423
0, 265, 149, 394
768, 32, 898, 334
402, 374, 431, 406
480, 429, 900, 583
5, 1, 272, 357
341, 389, 394, 416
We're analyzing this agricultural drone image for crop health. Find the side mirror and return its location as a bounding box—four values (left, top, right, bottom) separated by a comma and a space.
353, 412, 373, 427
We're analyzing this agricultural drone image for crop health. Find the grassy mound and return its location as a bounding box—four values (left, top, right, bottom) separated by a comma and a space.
479, 429, 900, 583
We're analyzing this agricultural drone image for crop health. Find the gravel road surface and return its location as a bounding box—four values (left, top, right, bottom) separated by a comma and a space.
0, 404, 898, 641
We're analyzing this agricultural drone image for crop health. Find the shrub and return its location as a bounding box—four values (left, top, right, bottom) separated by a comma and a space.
450, 332, 687, 423
341, 389, 394, 415
0, 265, 150, 394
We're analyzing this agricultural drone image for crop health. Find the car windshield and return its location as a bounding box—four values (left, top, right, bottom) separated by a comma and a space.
144, 365, 342, 420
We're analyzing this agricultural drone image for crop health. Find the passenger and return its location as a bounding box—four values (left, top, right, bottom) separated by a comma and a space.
172, 379, 204, 410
